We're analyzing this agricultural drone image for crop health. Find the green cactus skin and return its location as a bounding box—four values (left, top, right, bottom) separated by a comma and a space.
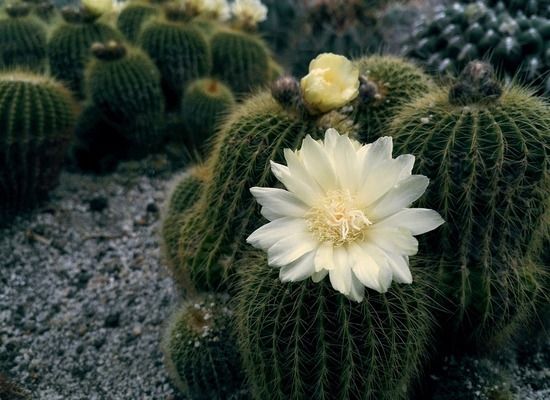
162, 293, 246, 400
181, 78, 235, 155
171, 93, 348, 292
48, 11, 123, 98
0, 5, 47, 71
162, 166, 207, 270
389, 63, 549, 349
235, 250, 434, 400
353, 56, 434, 144
210, 29, 270, 95
0, 72, 77, 224
138, 16, 211, 110
85, 42, 165, 148
116, 1, 159, 43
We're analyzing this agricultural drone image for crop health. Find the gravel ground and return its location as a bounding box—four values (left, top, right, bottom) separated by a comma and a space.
0, 158, 184, 400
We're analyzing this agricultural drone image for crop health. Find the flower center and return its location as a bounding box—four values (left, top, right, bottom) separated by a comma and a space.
306, 190, 372, 246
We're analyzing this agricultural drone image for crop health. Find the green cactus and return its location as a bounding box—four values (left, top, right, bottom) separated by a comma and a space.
0, 71, 77, 224
0, 3, 47, 71
181, 78, 235, 155
162, 293, 246, 400
116, 1, 159, 43
352, 56, 435, 144
389, 61, 549, 349
85, 41, 165, 148
171, 89, 354, 292
138, 5, 211, 109
48, 7, 123, 98
235, 250, 434, 400
31, 1, 58, 23
162, 166, 208, 270
210, 29, 270, 95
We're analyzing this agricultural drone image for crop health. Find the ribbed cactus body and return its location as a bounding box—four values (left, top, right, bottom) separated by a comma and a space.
162, 294, 246, 400
211, 30, 270, 94
139, 18, 211, 109
162, 167, 207, 269
181, 78, 234, 154
173, 93, 327, 291
389, 66, 549, 347
235, 251, 434, 400
116, 2, 159, 42
0, 72, 77, 224
85, 44, 165, 147
0, 11, 47, 71
48, 19, 123, 98
353, 56, 434, 144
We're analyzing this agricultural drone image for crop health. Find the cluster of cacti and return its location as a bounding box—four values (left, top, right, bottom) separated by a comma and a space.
0, 71, 77, 224
162, 293, 246, 400
389, 61, 549, 348
484, 0, 550, 17
0, 2, 47, 71
116, 0, 160, 43
406, 1, 550, 96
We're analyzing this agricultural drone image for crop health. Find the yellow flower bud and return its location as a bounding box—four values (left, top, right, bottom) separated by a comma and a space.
82, 0, 112, 16
300, 53, 359, 114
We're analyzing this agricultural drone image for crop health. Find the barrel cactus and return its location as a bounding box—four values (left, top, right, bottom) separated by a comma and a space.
85, 41, 165, 148
138, 4, 211, 109
235, 251, 434, 400
162, 293, 246, 400
116, 0, 160, 43
0, 71, 77, 224
406, 1, 550, 96
352, 56, 435, 144
181, 78, 235, 154
210, 29, 270, 94
48, 6, 123, 98
389, 61, 549, 348
162, 166, 208, 270
0, 2, 47, 71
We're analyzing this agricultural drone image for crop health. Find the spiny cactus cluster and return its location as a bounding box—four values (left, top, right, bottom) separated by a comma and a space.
406, 1, 550, 96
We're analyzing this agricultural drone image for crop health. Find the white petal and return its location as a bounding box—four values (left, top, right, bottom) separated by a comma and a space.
359, 136, 393, 184
359, 154, 415, 207
314, 241, 334, 272
267, 233, 319, 267
300, 135, 337, 191
367, 175, 429, 221
366, 228, 419, 256
333, 133, 360, 191
312, 269, 328, 283
323, 128, 340, 153
279, 251, 316, 282
362, 243, 393, 292
347, 243, 384, 293
382, 250, 413, 284
247, 217, 308, 250
250, 187, 309, 220
348, 273, 365, 302
329, 247, 352, 296
374, 208, 444, 235
270, 160, 320, 206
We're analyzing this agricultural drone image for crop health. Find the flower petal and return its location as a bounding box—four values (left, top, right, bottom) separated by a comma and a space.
374, 208, 444, 235
279, 251, 316, 282
333, 133, 360, 191
270, 160, 320, 206
267, 233, 319, 267
367, 175, 430, 221
247, 217, 308, 250
250, 187, 309, 220
329, 246, 352, 296
347, 243, 385, 293
362, 243, 393, 292
314, 241, 334, 272
366, 228, 419, 256
312, 269, 328, 283
359, 136, 393, 185
348, 273, 365, 302
300, 135, 338, 191
383, 251, 413, 284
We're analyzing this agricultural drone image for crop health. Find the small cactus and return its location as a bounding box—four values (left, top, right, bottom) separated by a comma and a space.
162, 293, 246, 400
0, 71, 77, 224
0, 3, 47, 71
181, 78, 235, 155
116, 1, 160, 43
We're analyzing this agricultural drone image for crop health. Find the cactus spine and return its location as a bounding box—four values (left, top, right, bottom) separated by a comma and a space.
353, 56, 434, 144
181, 78, 235, 154
162, 166, 208, 269
0, 71, 77, 224
389, 62, 549, 348
48, 7, 123, 98
211, 29, 270, 94
235, 251, 434, 400
116, 1, 159, 43
0, 3, 47, 71
162, 293, 246, 400
85, 41, 165, 148
138, 5, 211, 109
